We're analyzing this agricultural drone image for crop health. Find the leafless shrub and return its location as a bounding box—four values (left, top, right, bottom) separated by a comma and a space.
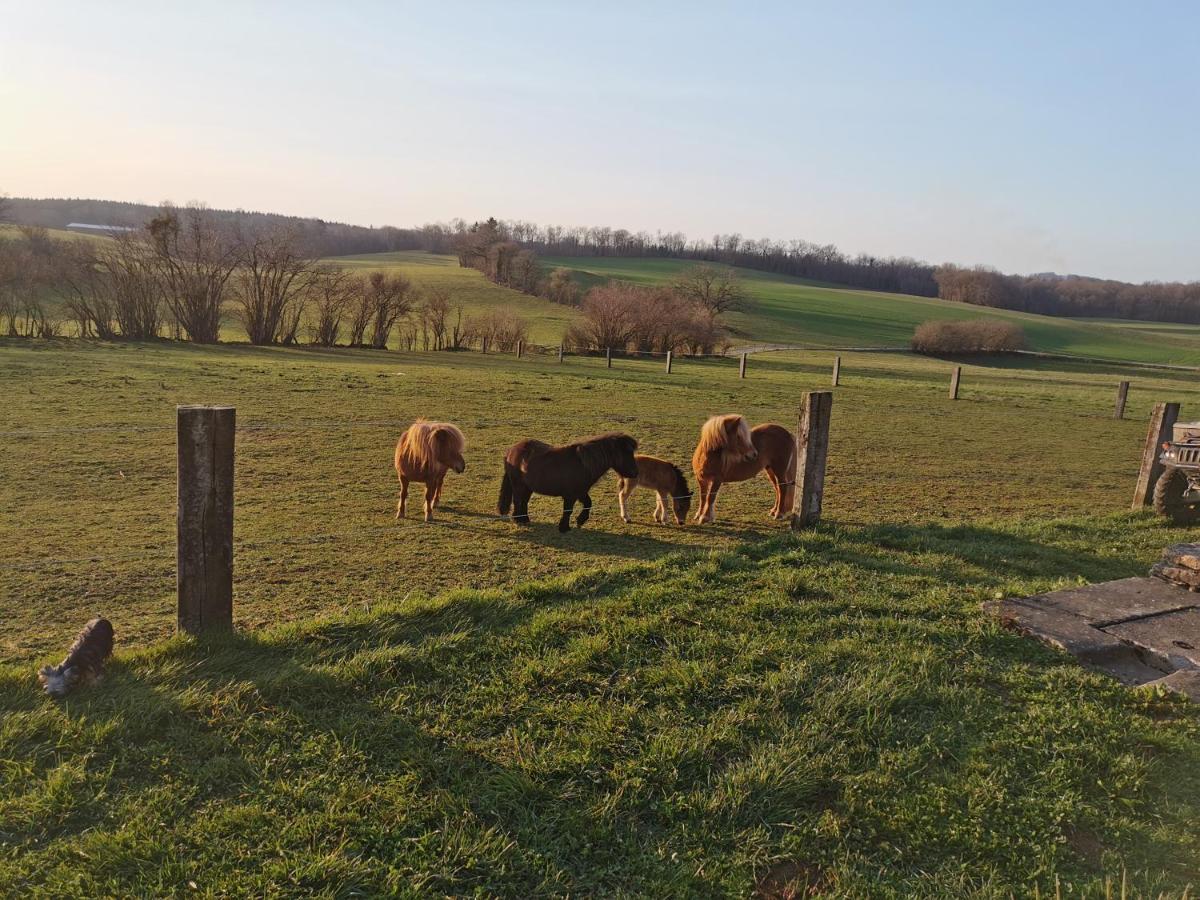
911, 319, 1026, 354
232, 222, 315, 345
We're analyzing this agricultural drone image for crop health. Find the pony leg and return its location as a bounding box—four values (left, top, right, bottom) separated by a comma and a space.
513, 483, 532, 525
433, 470, 447, 508
705, 483, 720, 524
558, 497, 575, 533
576, 493, 592, 529
618, 480, 634, 523
654, 492, 666, 524
396, 476, 409, 519
423, 481, 436, 522
765, 469, 782, 519
693, 480, 709, 524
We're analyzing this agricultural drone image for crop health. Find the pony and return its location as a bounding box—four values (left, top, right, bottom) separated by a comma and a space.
499, 433, 639, 532
394, 420, 466, 522
691, 414, 796, 524
616, 454, 691, 525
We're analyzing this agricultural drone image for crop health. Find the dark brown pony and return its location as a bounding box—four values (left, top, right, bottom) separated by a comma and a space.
499, 433, 639, 532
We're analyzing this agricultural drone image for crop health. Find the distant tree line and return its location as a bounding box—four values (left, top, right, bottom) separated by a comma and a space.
932, 264, 1200, 324
0, 205, 529, 350
9, 198, 1199, 324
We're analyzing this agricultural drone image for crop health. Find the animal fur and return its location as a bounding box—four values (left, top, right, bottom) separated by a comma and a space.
395, 420, 466, 522
38, 617, 114, 699
691, 415, 796, 524
499, 432, 639, 532
617, 454, 691, 525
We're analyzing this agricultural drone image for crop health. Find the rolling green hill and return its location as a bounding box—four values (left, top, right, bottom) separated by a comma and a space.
542, 256, 1200, 366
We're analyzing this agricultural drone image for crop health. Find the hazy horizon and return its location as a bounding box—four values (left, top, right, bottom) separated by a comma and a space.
3, 1, 1197, 282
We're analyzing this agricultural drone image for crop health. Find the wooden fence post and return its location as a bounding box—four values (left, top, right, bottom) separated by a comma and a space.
739, 353, 747, 379
558, 344, 564, 363
949, 366, 961, 400
665, 350, 673, 374
482, 337, 488, 354
516, 340, 523, 359
1132, 402, 1180, 508
791, 391, 833, 529
832, 355, 841, 387
606, 347, 612, 368
1114, 381, 1130, 419
177, 405, 234, 635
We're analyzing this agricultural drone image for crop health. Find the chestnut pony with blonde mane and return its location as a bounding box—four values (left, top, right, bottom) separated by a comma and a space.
691, 414, 796, 524
394, 420, 466, 522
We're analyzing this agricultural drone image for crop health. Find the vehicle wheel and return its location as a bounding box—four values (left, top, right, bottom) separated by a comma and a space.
1153, 467, 1200, 525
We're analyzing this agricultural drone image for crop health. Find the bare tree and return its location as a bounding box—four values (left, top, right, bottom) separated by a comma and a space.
232, 222, 314, 345
347, 271, 415, 349
565, 283, 640, 350
421, 286, 452, 350
147, 204, 239, 343
673, 264, 747, 325
307, 266, 353, 346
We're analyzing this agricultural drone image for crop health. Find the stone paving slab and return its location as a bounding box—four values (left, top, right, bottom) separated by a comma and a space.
985, 577, 1200, 701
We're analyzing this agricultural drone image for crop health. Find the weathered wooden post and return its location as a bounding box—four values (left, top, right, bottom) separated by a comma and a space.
482, 337, 488, 354
739, 353, 747, 379
1132, 402, 1181, 508
606, 347, 612, 369
177, 405, 234, 635
832, 355, 841, 387
516, 340, 523, 359
665, 350, 673, 374
791, 391, 833, 529
1114, 381, 1130, 419
949, 366, 962, 400
558, 344, 564, 363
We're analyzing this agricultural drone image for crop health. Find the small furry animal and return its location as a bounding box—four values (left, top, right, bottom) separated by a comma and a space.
38, 617, 114, 698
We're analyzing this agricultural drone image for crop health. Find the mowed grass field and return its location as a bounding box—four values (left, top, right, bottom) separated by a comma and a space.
543, 255, 1200, 366
4, 339, 1200, 895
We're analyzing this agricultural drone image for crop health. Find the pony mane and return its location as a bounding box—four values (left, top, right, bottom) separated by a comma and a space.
670, 463, 689, 498
400, 419, 464, 469
697, 414, 750, 454
576, 432, 637, 476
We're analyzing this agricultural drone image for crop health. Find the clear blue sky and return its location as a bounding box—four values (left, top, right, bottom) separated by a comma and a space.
3, 1, 1197, 282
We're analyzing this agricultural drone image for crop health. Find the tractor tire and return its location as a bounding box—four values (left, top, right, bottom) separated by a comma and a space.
1153, 466, 1200, 525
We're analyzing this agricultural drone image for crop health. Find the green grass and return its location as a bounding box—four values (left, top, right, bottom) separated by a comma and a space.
4, 338, 1200, 895
543, 256, 1200, 367
6, 339, 1200, 663
2, 516, 1198, 896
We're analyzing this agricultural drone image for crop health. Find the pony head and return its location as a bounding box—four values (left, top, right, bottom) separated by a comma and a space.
670, 465, 692, 524
698, 414, 757, 464
612, 434, 640, 479
434, 424, 466, 473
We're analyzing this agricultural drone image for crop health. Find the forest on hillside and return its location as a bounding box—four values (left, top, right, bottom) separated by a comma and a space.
7, 198, 1200, 324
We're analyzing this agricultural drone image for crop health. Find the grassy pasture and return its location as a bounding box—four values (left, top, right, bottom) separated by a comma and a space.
3, 339, 1200, 894
544, 255, 1200, 366
2, 517, 1199, 895
3, 339, 1200, 664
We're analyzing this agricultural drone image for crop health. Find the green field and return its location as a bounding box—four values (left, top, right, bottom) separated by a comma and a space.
4, 288, 1200, 893
544, 256, 1200, 366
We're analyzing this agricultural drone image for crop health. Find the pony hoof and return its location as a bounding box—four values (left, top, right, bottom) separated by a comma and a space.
558, 523, 571, 533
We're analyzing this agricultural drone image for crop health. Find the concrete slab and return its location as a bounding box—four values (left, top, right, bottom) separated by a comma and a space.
986, 577, 1200, 702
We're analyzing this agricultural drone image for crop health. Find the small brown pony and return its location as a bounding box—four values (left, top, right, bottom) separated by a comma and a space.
691, 414, 796, 524
499, 433, 639, 532
394, 420, 466, 522
616, 454, 691, 525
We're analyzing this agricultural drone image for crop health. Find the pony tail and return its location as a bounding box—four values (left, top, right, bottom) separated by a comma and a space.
498, 468, 513, 515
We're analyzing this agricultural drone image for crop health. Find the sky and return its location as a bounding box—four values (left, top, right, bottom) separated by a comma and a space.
2, 1, 1198, 282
